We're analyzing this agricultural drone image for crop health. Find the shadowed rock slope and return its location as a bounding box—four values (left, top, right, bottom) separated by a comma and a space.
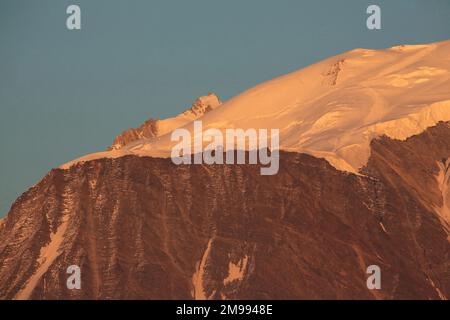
0, 123, 449, 300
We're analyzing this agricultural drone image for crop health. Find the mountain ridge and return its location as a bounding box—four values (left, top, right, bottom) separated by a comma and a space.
62, 39, 450, 173
109, 93, 221, 150
0, 122, 449, 299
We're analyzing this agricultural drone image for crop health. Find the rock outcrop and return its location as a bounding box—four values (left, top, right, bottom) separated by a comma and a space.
109, 93, 221, 150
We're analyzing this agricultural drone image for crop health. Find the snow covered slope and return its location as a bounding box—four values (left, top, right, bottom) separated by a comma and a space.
62, 39, 450, 173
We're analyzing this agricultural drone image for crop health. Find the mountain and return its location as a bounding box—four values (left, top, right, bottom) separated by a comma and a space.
0, 40, 449, 300
63, 40, 450, 173
109, 93, 221, 150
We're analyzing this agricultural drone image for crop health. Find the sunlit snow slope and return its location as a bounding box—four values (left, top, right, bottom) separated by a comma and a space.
63, 40, 450, 173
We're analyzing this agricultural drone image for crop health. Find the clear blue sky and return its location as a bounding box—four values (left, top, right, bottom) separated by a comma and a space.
1, 0, 450, 216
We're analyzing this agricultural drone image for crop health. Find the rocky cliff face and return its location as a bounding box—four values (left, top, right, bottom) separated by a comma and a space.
109, 93, 221, 150
0, 123, 449, 300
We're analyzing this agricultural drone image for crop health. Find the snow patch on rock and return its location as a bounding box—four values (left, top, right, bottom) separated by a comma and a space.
15, 215, 69, 300
224, 255, 249, 285
192, 238, 214, 300
434, 158, 450, 230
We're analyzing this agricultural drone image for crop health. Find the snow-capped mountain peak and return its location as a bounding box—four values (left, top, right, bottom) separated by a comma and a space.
63, 40, 450, 173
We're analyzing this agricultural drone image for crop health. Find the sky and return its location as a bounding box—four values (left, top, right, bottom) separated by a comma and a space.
1, 0, 450, 217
